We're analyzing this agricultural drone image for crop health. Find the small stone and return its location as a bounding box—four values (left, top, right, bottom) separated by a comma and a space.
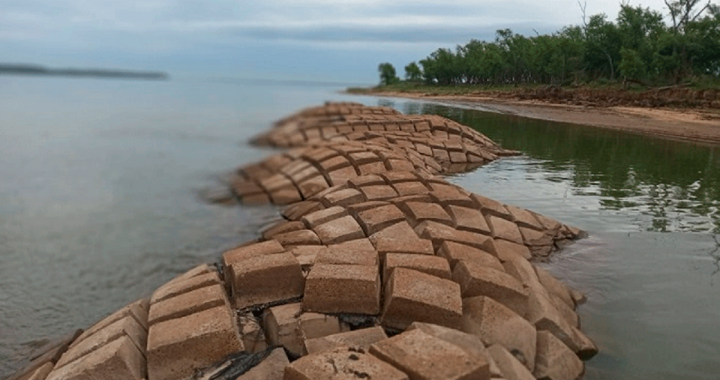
285, 347, 408, 380
381, 268, 462, 330
533, 331, 584, 380
370, 329, 490, 380
304, 327, 388, 354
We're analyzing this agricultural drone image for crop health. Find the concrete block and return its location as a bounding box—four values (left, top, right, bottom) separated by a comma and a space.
304, 327, 388, 354
303, 264, 380, 315
452, 261, 529, 317
381, 268, 462, 330
533, 331, 584, 380
148, 284, 228, 326
313, 215, 365, 245
229, 252, 305, 309
370, 329, 489, 380
438, 241, 503, 271
46, 335, 145, 380
285, 347, 408, 380
383, 253, 451, 281
147, 305, 243, 380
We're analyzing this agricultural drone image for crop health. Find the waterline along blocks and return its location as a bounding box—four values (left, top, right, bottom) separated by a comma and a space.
12, 103, 597, 380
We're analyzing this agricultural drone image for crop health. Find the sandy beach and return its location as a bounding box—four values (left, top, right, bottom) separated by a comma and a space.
360, 91, 720, 145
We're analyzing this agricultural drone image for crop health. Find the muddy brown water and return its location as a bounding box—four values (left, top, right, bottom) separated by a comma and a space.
1, 77, 719, 379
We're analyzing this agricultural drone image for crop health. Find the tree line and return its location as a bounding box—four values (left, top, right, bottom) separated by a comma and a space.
378, 0, 720, 87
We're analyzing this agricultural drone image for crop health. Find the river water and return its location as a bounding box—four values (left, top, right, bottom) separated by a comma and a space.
1, 77, 719, 379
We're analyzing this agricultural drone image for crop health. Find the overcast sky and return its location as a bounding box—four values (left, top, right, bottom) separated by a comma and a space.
1, 0, 674, 84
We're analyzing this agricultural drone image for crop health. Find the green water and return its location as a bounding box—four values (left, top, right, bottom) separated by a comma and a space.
384, 98, 720, 379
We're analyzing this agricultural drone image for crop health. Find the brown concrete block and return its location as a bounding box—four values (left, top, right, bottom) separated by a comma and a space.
533, 331, 584, 380
238, 313, 268, 353
379, 171, 418, 183
319, 188, 364, 207
348, 151, 381, 165
300, 206, 348, 229
148, 284, 228, 326
406, 322, 490, 364
304, 327, 388, 354
262, 303, 304, 357
462, 296, 536, 372
347, 174, 385, 188
369, 221, 434, 256
318, 155, 351, 171
346, 200, 390, 215
471, 194, 512, 219
56, 314, 146, 369
222, 240, 285, 267
506, 205, 545, 231
452, 261, 529, 317
438, 241, 503, 272
519, 227, 553, 249
285, 347, 408, 380
25, 362, 53, 380
429, 189, 476, 208
313, 215, 365, 245
415, 220, 496, 254
384, 253, 451, 281
327, 166, 359, 185
298, 175, 329, 198
359, 185, 399, 201
391, 181, 430, 196
316, 247, 378, 266
487, 344, 535, 380
273, 229, 322, 247
71, 299, 148, 350
358, 161, 387, 175
370, 329, 490, 380
46, 335, 145, 380
263, 303, 343, 357
282, 200, 321, 221
229, 252, 305, 309
494, 239, 532, 261
262, 221, 306, 240
446, 204, 492, 235
355, 204, 406, 235
535, 266, 575, 309
332, 237, 376, 252
147, 305, 243, 380
151, 271, 222, 305
237, 347, 289, 380
487, 216, 524, 245
270, 187, 302, 205
381, 268, 462, 330
303, 264, 380, 315
399, 201, 453, 226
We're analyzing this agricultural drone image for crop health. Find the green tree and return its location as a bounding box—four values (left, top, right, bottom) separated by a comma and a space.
619, 47, 647, 82
377, 63, 399, 85
404, 62, 423, 81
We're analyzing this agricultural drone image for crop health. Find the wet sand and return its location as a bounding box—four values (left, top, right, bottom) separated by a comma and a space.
360, 91, 720, 145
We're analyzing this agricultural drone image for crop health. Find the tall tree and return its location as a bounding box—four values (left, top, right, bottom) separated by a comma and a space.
404, 62, 423, 81
377, 63, 399, 86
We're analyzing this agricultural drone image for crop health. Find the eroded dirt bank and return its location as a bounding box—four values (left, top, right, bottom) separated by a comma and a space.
359, 90, 720, 145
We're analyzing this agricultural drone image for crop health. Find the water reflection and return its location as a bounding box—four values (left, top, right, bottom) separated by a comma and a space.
383, 100, 720, 235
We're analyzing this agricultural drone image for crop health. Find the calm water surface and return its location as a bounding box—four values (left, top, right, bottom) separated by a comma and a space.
1, 77, 719, 379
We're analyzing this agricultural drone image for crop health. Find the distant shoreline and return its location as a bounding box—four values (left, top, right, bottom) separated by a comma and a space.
0, 64, 169, 80
349, 86, 720, 146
